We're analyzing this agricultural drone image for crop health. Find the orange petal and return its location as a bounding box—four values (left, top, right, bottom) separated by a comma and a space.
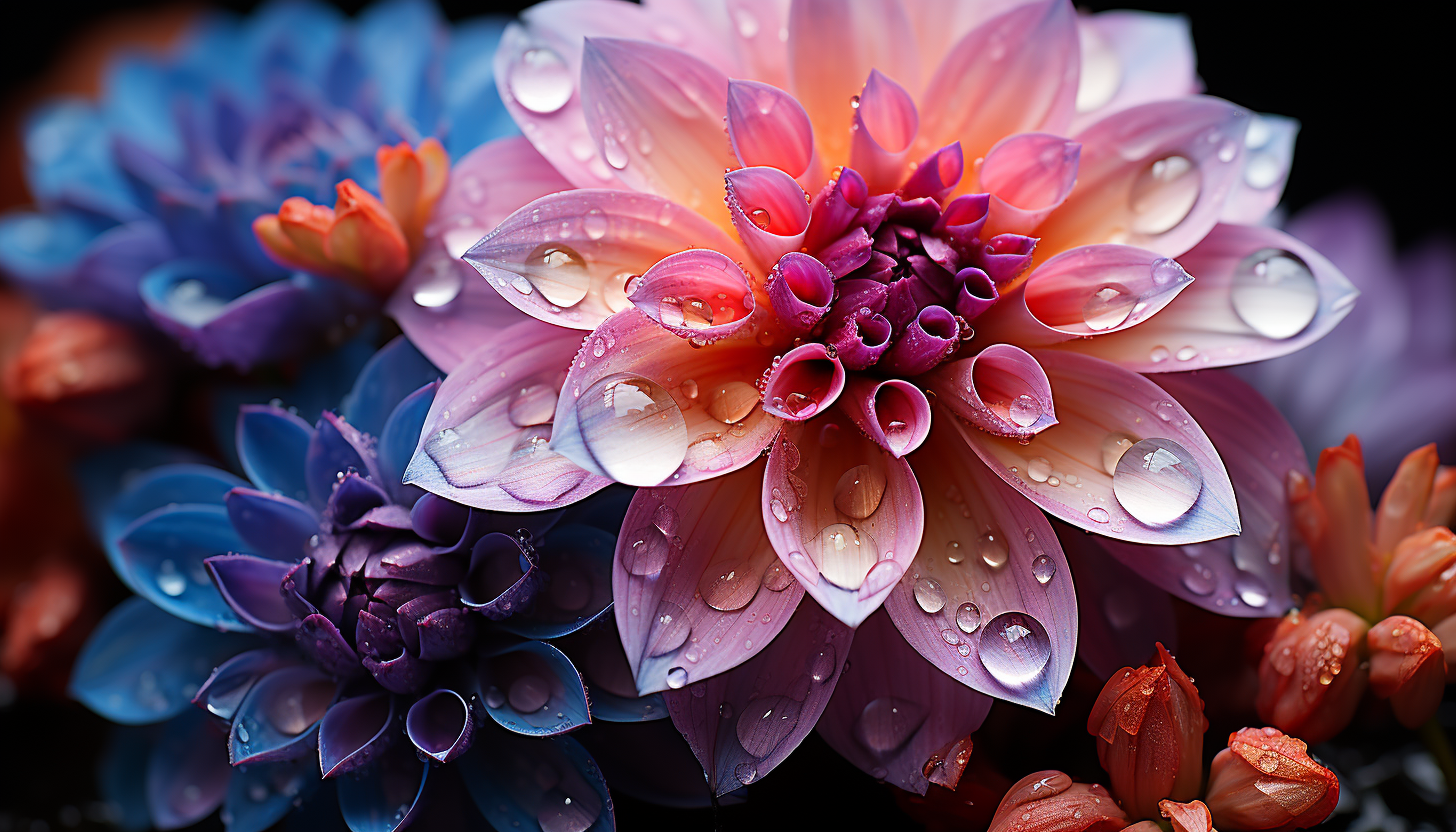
1205, 727, 1339, 832
1367, 615, 1447, 728
1426, 466, 1456, 529
1373, 444, 1439, 566
1382, 526, 1456, 621
377, 141, 424, 250
325, 180, 411, 294
254, 213, 330, 276
1255, 608, 1369, 745
1159, 799, 1214, 832
1305, 437, 1379, 619
1432, 615, 1456, 683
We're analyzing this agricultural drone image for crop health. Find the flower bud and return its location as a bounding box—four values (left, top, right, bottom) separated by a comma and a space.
987, 771, 1128, 832
1367, 615, 1447, 728
1433, 615, 1456, 683
1255, 608, 1368, 744
1205, 727, 1339, 832
1086, 644, 1206, 819
1426, 465, 1455, 528
1294, 436, 1380, 620
1160, 799, 1215, 832
1381, 526, 1456, 623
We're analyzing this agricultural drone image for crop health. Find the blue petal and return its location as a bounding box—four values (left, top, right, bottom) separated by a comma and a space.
336, 738, 429, 832
244, 0, 345, 85
0, 209, 109, 292
146, 708, 232, 829
587, 690, 668, 723
288, 325, 380, 421
98, 727, 155, 831
378, 382, 437, 501
206, 554, 299, 632
116, 504, 256, 631
459, 722, 614, 832
103, 464, 247, 568
441, 17, 516, 158
223, 756, 321, 832
355, 0, 445, 130
230, 665, 339, 765
76, 442, 211, 540
476, 640, 591, 737
22, 99, 138, 220
193, 648, 297, 723
237, 405, 315, 503
71, 596, 255, 724
339, 337, 439, 438
225, 489, 319, 561
306, 413, 379, 508
494, 524, 614, 640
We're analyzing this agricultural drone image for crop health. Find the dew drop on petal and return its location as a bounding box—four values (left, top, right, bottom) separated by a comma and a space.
412, 260, 463, 308
1087, 506, 1110, 524
508, 383, 558, 428
665, 667, 688, 688
748, 208, 772, 230
698, 559, 755, 611
1234, 572, 1271, 607
523, 243, 591, 308
582, 208, 609, 241
735, 762, 757, 784
1031, 555, 1056, 584
646, 602, 691, 657
979, 612, 1052, 684
1026, 457, 1053, 484
1150, 345, 1170, 364
1230, 248, 1320, 339
833, 463, 886, 519
1182, 564, 1216, 596
706, 381, 760, 423
1150, 258, 1188, 286
854, 697, 926, 754
810, 524, 878, 589
602, 134, 629, 170
509, 47, 573, 115
507, 674, 550, 713
1082, 284, 1135, 330
977, 533, 1008, 569
1008, 394, 1041, 428
809, 646, 836, 683
1112, 438, 1203, 525
945, 540, 965, 564
1100, 432, 1138, 476
575, 374, 688, 486
658, 295, 715, 330
955, 602, 982, 634
1129, 155, 1200, 236
762, 560, 794, 591
624, 526, 671, 576
914, 578, 946, 614
736, 696, 801, 757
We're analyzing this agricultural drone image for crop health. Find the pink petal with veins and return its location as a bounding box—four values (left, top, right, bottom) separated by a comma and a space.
761, 343, 845, 421
665, 596, 850, 795
923, 344, 1057, 439
725, 167, 812, 272
841, 377, 932, 458
629, 249, 756, 340
816, 608, 993, 794
850, 69, 920, 194
1070, 11, 1200, 133
465, 189, 746, 331
886, 419, 1077, 713
726, 80, 817, 180
978, 133, 1081, 236
761, 407, 923, 627
953, 350, 1240, 545
613, 462, 806, 694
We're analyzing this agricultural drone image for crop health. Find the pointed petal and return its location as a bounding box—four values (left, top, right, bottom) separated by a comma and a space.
557, 619, 670, 722
1070, 11, 1199, 133
850, 69, 919, 193
71, 596, 254, 725
1221, 114, 1298, 225
923, 344, 1057, 439
116, 504, 256, 631
427, 136, 574, 263
1303, 437, 1380, 619
495, 523, 616, 639
204, 554, 298, 632
101, 463, 245, 567
146, 709, 231, 830
477, 639, 591, 736
902, 142, 965, 202
841, 377, 931, 458
816, 608, 993, 795
224, 489, 319, 562
887, 421, 1076, 712
765, 251, 833, 336
726, 167, 812, 272
762, 407, 924, 627
229, 666, 338, 765
666, 597, 853, 795
338, 336, 439, 438
406, 689, 476, 763
459, 723, 614, 832
614, 463, 806, 693
191, 648, 296, 724
389, 245, 530, 374
221, 757, 319, 832
237, 405, 315, 503
318, 692, 397, 777
727, 80, 815, 178
1061, 530, 1176, 679
954, 350, 1240, 544
547, 309, 780, 487
762, 342, 846, 421
1041, 224, 1358, 371
466, 189, 747, 331
305, 412, 383, 508
1375, 444, 1441, 560
629, 249, 757, 339
460, 533, 542, 617
378, 382, 438, 502
916, 0, 1079, 166
1038, 97, 1250, 258
979, 133, 1081, 235
336, 739, 429, 832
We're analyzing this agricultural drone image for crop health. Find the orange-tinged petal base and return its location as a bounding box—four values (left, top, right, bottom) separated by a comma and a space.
1367, 614, 1447, 728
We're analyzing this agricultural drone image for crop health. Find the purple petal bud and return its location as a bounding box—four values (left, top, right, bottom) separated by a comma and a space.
805, 168, 869, 252
761, 342, 846, 421
902, 142, 965, 202
934, 193, 991, 248
296, 613, 362, 678
768, 252, 834, 335
980, 233, 1037, 284
826, 309, 893, 371
362, 650, 431, 695
326, 473, 390, 527
413, 607, 478, 661
858, 250, 898, 283
355, 610, 404, 661
886, 197, 942, 230
364, 540, 467, 585
880, 305, 959, 376
406, 689, 475, 763
955, 267, 998, 321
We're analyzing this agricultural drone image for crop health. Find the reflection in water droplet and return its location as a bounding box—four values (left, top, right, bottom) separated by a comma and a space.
706, 381, 760, 424
1082, 284, 1135, 331
1031, 555, 1056, 585
624, 526, 670, 576
646, 602, 691, 657
769, 499, 789, 523
1150, 345, 1170, 364
1182, 564, 1215, 596
1234, 573, 1270, 607
699, 559, 756, 611
582, 208, 609, 240
1151, 258, 1188, 286
485, 686, 506, 708
157, 559, 186, 597
1230, 248, 1319, 340
762, 560, 794, 591
833, 464, 886, 520
685, 434, 732, 472
1008, 394, 1041, 427
979, 612, 1052, 684
946, 540, 965, 564
734, 762, 757, 784
509, 47, 573, 115
810, 524, 879, 590
977, 533, 1008, 569
575, 374, 687, 486
602, 134, 629, 170
658, 296, 716, 330
955, 602, 982, 634
508, 383, 558, 428
1100, 432, 1138, 476
1026, 457, 1053, 484
809, 646, 835, 683
523, 243, 591, 308
1087, 506, 1110, 524
737, 696, 802, 757
748, 208, 772, 230
914, 578, 946, 614
1129, 155, 1200, 236
412, 261, 463, 308
854, 697, 927, 754
665, 667, 688, 688
1113, 438, 1203, 525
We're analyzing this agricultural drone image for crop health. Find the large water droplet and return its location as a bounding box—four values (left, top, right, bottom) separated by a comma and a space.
523, 243, 591, 308
1082, 283, 1135, 330
658, 295, 715, 329
582, 208, 609, 241
509, 47, 573, 114
706, 381, 760, 424
977, 533, 1008, 569
833, 464, 886, 520
1008, 394, 1041, 428
914, 578, 946, 614
810, 523, 879, 590
1026, 457, 1053, 484
157, 559, 186, 597
979, 612, 1052, 684
1100, 432, 1138, 476
737, 696, 802, 757
1234, 572, 1271, 607
1129, 155, 1200, 235
1112, 438, 1203, 525
1031, 555, 1056, 585
624, 526, 671, 576
809, 646, 835, 683
734, 762, 757, 784
665, 667, 688, 688
854, 697, 926, 754
955, 602, 981, 634
575, 374, 687, 486
602, 134, 629, 170
412, 261, 463, 308
699, 559, 756, 611
508, 674, 550, 712
762, 560, 794, 591
508, 383, 558, 428
1230, 248, 1319, 340
1182, 564, 1215, 596
685, 434, 732, 472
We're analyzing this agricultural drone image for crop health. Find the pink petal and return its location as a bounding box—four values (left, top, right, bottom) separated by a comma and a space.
766, 252, 834, 336
1039, 224, 1358, 372
403, 320, 612, 510
1220, 114, 1299, 225
978, 133, 1081, 236
916, 0, 1080, 167
787, 0, 920, 165
952, 350, 1240, 545
973, 244, 1195, 347
841, 377, 931, 458
761, 343, 845, 422
1060, 529, 1176, 680
644, 0, 785, 83
465, 189, 746, 331
1069, 11, 1200, 134
761, 407, 924, 627
903, 0, 1018, 85
849, 69, 919, 193
1092, 371, 1304, 616
886, 419, 1077, 713
628, 249, 757, 339
580, 37, 735, 228
613, 463, 807, 694
815, 608, 993, 794
1037, 97, 1250, 259
548, 309, 780, 487
901, 142, 965, 202
389, 243, 528, 373
727, 80, 817, 180
725, 167, 812, 272
428, 136, 576, 260
664, 596, 851, 794
923, 344, 1057, 439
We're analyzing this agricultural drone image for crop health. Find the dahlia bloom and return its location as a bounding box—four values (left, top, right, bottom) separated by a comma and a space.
402, 0, 1357, 793
0, 0, 515, 369
70, 338, 630, 832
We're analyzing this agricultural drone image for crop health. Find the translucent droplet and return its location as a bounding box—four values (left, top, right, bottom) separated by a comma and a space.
1182, 565, 1215, 596
1100, 432, 1138, 476
1082, 284, 1135, 330
1026, 457, 1053, 484
685, 435, 732, 472
979, 612, 1052, 683
1234, 573, 1271, 608
809, 646, 835, 683
412, 261, 463, 308
1150, 345, 1171, 363
1031, 555, 1056, 584
761, 560, 794, 592
1129, 155, 1200, 235
699, 559, 755, 611
1151, 258, 1188, 286
523, 243, 591, 308
509, 47, 573, 114
1087, 506, 1110, 524
706, 381, 760, 423
977, 533, 1008, 569
602, 134, 629, 170
854, 697, 926, 754
646, 602, 690, 657
955, 602, 982, 634
652, 504, 679, 536
769, 498, 789, 523
575, 374, 688, 486
603, 271, 634, 313
1230, 248, 1319, 340
1113, 438, 1204, 525
1008, 394, 1041, 428
508, 383, 558, 428
914, 578, 946, 614
582, 208, 609, 241
737, 696, 801, 757
945, 540, 965, 564
734, 762, 757, 784
719, 703, 734, 719
658, 295, 715, 330
157, 559, 186, 597
507, 674, 550, 712
748, 208, 772, 230
624, 526, 671, 576
1175, 346, 1198, 361
810, 524, 878, 590
665, 667, 688, 689
833, 463, 886, 519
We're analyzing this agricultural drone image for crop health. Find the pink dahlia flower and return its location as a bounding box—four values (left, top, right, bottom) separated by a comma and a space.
397, 0, 1357, 795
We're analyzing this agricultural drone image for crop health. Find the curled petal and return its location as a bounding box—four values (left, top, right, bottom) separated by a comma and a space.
763, 343, 846, 421
1368, 615, 1447, 729
204, 555, 297, 633
297, 614, 362, 679
1221, 114, 1299, 225
1160, 800, 1215, 832
230, 666, 338, 765
305, 412, 382, 509
459, 722, 613, 832
841, 377, 931, 458
1070, 11, 1199, 132
955, 267, 999, 321
1429, 466, 1456, 528
979, 133, 1081, 235
1205, 727, 1340, 832
192, 648, 296, 725
935, 193, 992, 249
1384, 527, 1456, 623
466, 189, 746, 331
336, 739, 429, 832
804, 168, 870, 253
496, 523, 616, 639
146, 709, 231, 830
879, 305, 960, 376
318, 692, 397, 777
825, 307, 893, 370
982, 234, 1037, 284
902, 142, 965, 202
767, 252, 834, 336
816, 609, 992, 795
727, 79, 816, 179
762, 407, 923, 627
630, 249, 756, 339
476, 640, 591, 736
460, 533, 542, 618
406, 689, 475, 763
988, 770, 1127, 832
953, 351, 1239, 545
850, 69, 919, 194
726, 167, 813, 272
889, 420, 1076, 714
666, 598, 852, 795
925, 345, 1057, 439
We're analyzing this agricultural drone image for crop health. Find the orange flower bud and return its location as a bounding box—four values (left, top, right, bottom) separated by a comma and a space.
377, 137, 448, 254
1367, 615, 1447, 727
1372, 444, 1439, 563
1159, 799, 1215, 832
1255, 608, 1368, 744
1298, 437, 1380, 620
987, 771, 1128, 832
1086, 644, 1207, 819
1205, 727, 1339, 832
324, 180, 411, 293
1382, 526, 1456, 623
1432, 615, 1456, 683
1426, 466, 1456, 528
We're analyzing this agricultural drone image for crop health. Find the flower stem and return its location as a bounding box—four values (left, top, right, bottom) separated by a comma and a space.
1418, 716, 1456, 796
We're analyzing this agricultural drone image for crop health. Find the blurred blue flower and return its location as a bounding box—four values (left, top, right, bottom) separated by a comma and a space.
71, 337, 640, 832
0, 0, 516, 370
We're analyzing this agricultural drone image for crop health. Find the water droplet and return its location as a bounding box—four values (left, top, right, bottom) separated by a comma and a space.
1129, 155, 1200, 235
762, 561, 794, 591
1230, 248, 1319, 340
706, 381, 760, 423
809, 646, 836, 683
508, 383, 558, 428
1026, 457, 1053, 484
1150, 345, 1171, 363
979, 612, 1052, 683
1100, 432, 1138, 475
157, 559, 186, 597
955, 602, 982, 634
810, 524, 879, 589
602, 134, 629, 170
624, 526, 671, 576
737, 696, 802, 757
977, 533, 1008, 569
235, 722, 250, 743
685, 434, 732, 472
412, 261, 463, 308
914, 578, 946, 614
719, 703, 734, 719
699, 559, 755, 611
833, 463, 886, 519
665, 667, 688, 688
658, 295, 715, 329
1082, 284, 1135, 330
1008, 394, 1041, 428
769, 498, 789, 523
734, 762, 757, 784
1087, 506, 1110, 524
1175, 346, 1198, 361
646, 602, 690, 657
1234, 573, 1270, 607
1182, 564, 1215, 596
1150, 258, 1188, 286
854, 697, 926, 753
1032, 555, 1056, 584
575, 374, 687, 486
508, 674, 550, 713
679, 379, 699, 400
748, 207, 772, 230
523, 243, 591, 308
945, 540, 965, 564
509, 47, 573, 114
1113, 438, 1203, 525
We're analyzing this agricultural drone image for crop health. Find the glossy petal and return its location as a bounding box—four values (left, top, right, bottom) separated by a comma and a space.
306, 412, 383, 508
964, 351, 1239, 543
666, 596, 852, 795
116, 504, 256, 631
221, 757, 320, 832
101, 463, 246, 560
192, 648, 297, 724
496, 523, 617, 639
765, 251, 832, 336
229, 665, 338, 765
629, 249, 756, 339
224, 489, 319, 562
1070, 11, 1199, 132
923, 345, 1057, 439
146, 709, 231, 830
406, 689, 476, 763
761, 407, 923, 627
336, 739, 429, 832
477, 639, 591, 736
762, 342, 845, 421
429, 135, 574, 263
459, 722, 614, 832
726, 167, 812, 272
237, 405, 315, 503
319, 692, 397, 777
338, 336, 439, 438
1221, 114, 1298, 225
850, 69, 919, 194
378, 382, 438, 503
979, 133, 1081, 235
389, 244, 530, 374
816, 609, 993, 795
614, 462, 806, 694
841, 377, 931, 458
205, 554, 298, 632
727, 80, 815, 178
558, 619, 670, 723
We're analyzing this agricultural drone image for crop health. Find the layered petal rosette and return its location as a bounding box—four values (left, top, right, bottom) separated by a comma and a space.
408, 0, 1356, 795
